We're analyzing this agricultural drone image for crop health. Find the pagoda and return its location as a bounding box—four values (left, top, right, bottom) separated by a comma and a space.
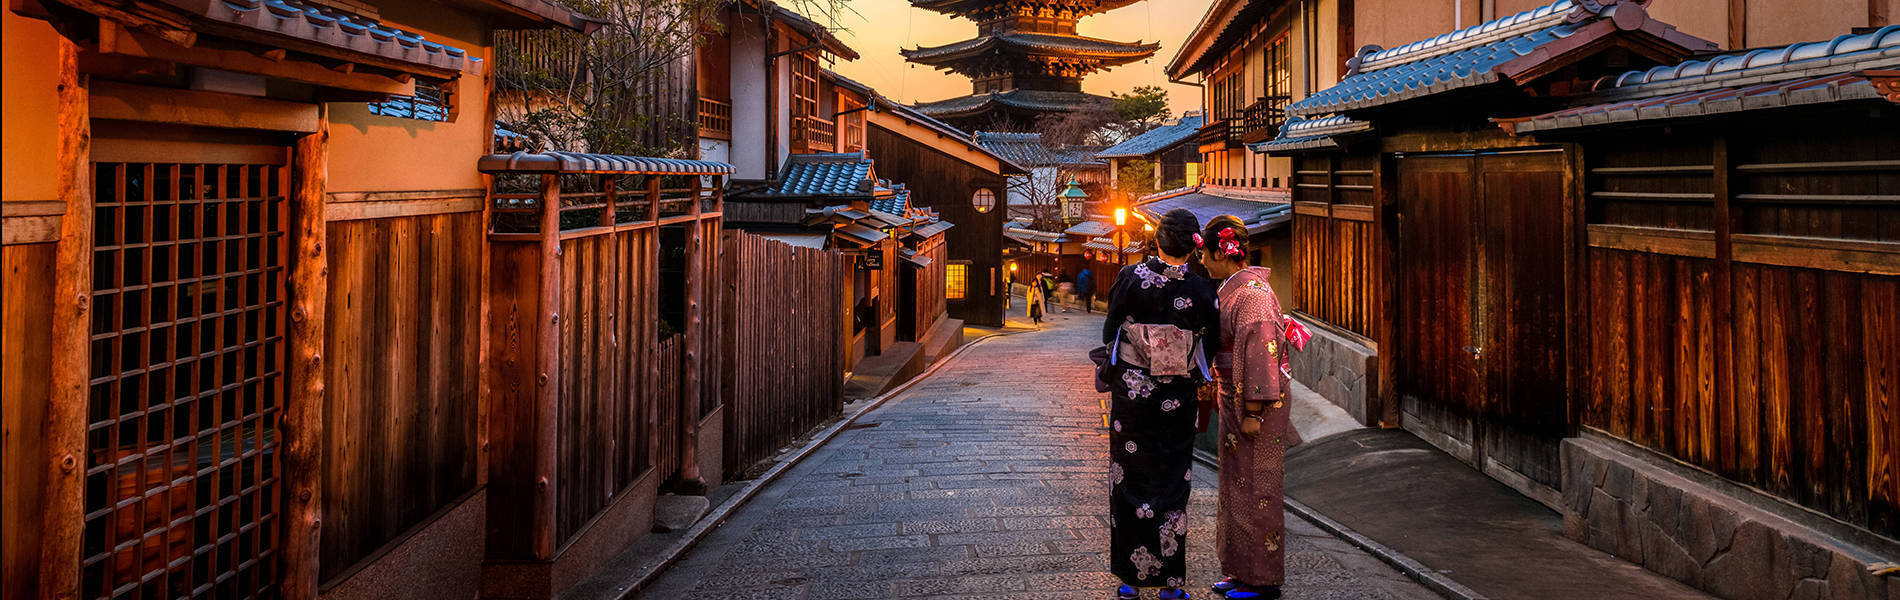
902, 0, 1159, 131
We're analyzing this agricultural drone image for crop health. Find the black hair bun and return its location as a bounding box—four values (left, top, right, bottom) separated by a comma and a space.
1155, 208, 1201, 257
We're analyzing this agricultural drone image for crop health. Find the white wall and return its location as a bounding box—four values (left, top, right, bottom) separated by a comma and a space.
730, 13, 768, 179
699, 138, 731, 166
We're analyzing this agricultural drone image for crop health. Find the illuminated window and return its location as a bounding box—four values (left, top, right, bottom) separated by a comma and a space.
972, 188, 996, 213
946, 262, 969, 300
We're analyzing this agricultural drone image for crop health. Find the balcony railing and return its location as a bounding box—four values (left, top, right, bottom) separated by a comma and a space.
698, 97, 732, 140
797, 115, 836, 152
1239, 96, 1289, 143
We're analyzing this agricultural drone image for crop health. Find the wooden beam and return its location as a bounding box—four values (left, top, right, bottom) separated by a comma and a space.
677, 175, 707, 493
324, 189, 485, 221
1712, 136, 1737, 476
1586, 224, 1717, 258
1, 201, 66, 245
534, 173, 561, 560
89, 80, 320, 133
1729, 0, 1746, 49
96, 22, 415, 96
281, 108, 330, 600
41, 36, 89, 600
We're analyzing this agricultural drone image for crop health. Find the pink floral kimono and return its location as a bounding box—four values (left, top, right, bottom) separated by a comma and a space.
1212, 266, 1303, 587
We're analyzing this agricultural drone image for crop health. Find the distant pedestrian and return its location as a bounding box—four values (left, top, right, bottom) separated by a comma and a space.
1026, 271, 1047, 327
1199, 215, 1310, 600
1076, 267, 1095, 313
1099, 208, 1218, 599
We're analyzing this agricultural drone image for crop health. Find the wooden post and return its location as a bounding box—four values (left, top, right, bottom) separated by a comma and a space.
647, 175, 661, 221
677, 175, 707, 494
602, 175, 618, 228
41, 36, 89, 600
478, 173, 492, 487
282, 107, 331, 600
1712, 136, 1737, 474
534, 173, 561, 559
1374, 152, 1401, 428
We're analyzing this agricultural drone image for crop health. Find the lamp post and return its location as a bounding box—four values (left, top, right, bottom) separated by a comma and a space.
1112, 207, 1128, 266
1059, 179, 1088, 227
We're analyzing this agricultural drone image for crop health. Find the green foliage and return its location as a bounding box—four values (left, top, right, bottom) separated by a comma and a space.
1112, 85, 1171, 126
1118, 158, 1159, 195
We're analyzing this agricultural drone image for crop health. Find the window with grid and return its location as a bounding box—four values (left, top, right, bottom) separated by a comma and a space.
792, 52, 820, 140
1262, 32, 1290, 112
83, 159, 287, 600
946, 262, 968, 300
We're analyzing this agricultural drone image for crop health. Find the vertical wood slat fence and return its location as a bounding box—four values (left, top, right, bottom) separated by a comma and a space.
478, 154, 726, 561
721, 231, 851, 475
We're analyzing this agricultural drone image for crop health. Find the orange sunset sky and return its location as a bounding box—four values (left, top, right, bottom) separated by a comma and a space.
788, 0, 1218, 116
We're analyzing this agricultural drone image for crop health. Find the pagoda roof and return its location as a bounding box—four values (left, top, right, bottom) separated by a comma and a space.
911, 89, 1112, 120
903, 33, 1159, 68
910, 0, 1142, 20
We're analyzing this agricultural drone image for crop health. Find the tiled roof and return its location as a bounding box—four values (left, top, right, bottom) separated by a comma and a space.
477, 151, 733, 175
1505, 25, 1900, 133
769, 153, 877, 197
1097, 115, 1205, 159
1285, 0, 1715, 117
1004, 223, 1070, 243
1167, 0, 1289, 78
903, 33, 1159, 65
910, 0, 1141, 20
1134, 190, 1292, 235
493, 124, 532, 152
834, 222, 888, 245
913, 89, 1113, 120
1250, 115, 1374, 154
1064, 220, 1117, 238
973, 132, 1106, 167
909, 220, 956, 240
187, 0, 469, 74
769, 3, 859, 60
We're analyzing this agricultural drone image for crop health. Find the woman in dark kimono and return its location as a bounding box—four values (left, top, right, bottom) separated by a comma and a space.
1199, 216, 1308, 600
1101, 209, 1221, 599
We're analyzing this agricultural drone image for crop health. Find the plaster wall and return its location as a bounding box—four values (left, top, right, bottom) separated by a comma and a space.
325, 4, 489, 193
730, 13, 769, 180
1354, 0, 1457, 55
1746, 0, 1873, 48
774, 38, 792, 170
3, 10, 62, 203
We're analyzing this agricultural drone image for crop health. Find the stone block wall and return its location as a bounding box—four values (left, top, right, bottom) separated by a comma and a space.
1562, 437, 1899, 600
1287, 315, 1376, 425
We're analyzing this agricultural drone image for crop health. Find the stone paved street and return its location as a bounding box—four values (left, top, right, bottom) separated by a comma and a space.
640, 307, 1437, 600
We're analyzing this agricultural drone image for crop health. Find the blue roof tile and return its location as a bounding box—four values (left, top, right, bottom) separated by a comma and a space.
769, 153, 877, 197
1097, 115, 1205, 159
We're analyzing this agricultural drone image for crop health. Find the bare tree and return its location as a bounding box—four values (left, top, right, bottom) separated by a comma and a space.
496, 0, 846, 156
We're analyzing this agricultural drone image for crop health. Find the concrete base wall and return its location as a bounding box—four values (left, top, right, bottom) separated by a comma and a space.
321, 489, 485, 600
1287, 315, 1376, 426
1561, 436, 1900, 600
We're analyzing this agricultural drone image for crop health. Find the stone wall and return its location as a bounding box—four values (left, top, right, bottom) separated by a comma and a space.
1287, 315, 1376, 425
1562, 437, 1899, 600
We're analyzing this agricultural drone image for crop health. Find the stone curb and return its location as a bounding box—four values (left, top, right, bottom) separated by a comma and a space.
1190, 450, 1488, 600
608, 327, 1028, 599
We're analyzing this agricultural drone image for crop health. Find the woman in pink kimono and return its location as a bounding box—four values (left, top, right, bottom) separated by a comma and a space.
1200, 215, 1307, 599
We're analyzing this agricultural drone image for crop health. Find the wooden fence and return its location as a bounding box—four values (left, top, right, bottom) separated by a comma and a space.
1291, 153, 1381, 341
1576, 119, 1900, 539
721, 231, 851, 475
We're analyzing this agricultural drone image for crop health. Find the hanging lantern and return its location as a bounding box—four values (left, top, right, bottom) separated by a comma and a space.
1059, 179, 1089, 226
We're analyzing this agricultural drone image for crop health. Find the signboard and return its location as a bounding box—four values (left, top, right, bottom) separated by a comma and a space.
861, 249, 883, 270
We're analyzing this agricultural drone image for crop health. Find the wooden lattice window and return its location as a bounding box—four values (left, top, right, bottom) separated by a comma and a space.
83, 159, 288, 599
792, 52, 820, 142
946, 262, 969, 300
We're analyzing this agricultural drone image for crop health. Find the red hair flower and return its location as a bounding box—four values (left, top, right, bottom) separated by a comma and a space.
1191, 233, 1204, 248
1217, 228, 1244, 258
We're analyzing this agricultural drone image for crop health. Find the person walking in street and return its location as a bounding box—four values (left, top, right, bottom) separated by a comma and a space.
1056, 267, 1074, 312
1077, 267, 1095, 313
1199, 215, 1310, 600
1027, 268, 1048, 327
1099, 209, 1220, 600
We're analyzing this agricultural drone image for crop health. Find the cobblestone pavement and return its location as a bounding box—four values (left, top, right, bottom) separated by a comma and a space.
641, 308, 1437, 600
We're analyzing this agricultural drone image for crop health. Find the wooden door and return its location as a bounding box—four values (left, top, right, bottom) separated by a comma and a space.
1397, 150, 1569, 487
1397, 154, 1480, 421
84, 124, 291, 599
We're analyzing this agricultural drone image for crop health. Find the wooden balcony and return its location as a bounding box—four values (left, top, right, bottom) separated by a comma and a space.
1239, 96, 1289, 144
699, 97, 732, 140
796, 115, 836, 152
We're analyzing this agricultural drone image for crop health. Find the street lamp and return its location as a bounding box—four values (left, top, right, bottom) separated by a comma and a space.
1059, 179, 1088, 226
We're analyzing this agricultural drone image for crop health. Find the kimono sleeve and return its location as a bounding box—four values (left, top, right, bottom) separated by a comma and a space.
1234, 289, 1288, 404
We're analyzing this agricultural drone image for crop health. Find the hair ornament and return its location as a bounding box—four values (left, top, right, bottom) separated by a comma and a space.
1218, 228, 1244, 258
1192, 233, 1204, 248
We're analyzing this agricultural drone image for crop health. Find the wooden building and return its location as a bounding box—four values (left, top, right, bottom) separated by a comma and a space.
1096, 113, 1206, 202
1252, 0, 1900, 596
0, 1, 605, 599
695, 0, 859, 180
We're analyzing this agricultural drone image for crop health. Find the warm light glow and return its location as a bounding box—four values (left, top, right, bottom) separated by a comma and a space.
1008, 262, 1018, 272
1143, 224, 1155, 232
1113, 208, 1127, 227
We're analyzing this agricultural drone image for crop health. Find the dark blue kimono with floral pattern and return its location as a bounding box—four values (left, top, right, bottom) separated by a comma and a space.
1100, 257, 1220, 588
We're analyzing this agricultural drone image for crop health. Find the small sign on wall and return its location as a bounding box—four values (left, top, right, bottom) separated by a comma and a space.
862, 250, 883, 271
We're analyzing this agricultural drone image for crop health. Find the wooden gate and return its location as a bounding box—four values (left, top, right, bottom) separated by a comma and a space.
1397, 150, 1568, 488
83, 130, 290, 599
